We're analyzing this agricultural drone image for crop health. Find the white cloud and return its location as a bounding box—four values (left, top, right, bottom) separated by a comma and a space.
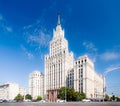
23, 19, 52, 49
101, 52, 120, 61
82, 41, 98, 63
20, 45, 34, 60
6, 26, 12, 32
22, 17, 52, 62
104, 65, 120, 75
0, 14, 13, 33
84, 53, 98, 63
26, 52, 34, 60
83, 41, 97, 52
28, 31, 51, 47
40, 53, 44, 61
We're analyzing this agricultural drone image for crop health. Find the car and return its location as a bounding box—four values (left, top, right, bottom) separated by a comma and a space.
39, 100, 46, 103
57, 99, 66, 103
82, 99, 91, 102
8, 100, 17, 103
2, 100, 8, 103
0, 99, 3, 103
32, 100, 37, 102
23, 99, 31, 102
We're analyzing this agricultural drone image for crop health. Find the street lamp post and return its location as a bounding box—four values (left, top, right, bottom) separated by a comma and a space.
103, 74, 105, 102
103, 66, 120, 102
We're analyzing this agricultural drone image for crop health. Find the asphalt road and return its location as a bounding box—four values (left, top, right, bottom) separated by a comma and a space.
0, 102, 120, 106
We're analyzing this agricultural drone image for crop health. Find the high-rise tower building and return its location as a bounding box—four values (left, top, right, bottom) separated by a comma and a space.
44, 14, 74, 102
43, 13, 105, 102
29, 71, 44, 99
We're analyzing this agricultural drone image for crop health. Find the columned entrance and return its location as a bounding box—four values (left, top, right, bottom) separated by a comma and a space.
47, 89, 58, 102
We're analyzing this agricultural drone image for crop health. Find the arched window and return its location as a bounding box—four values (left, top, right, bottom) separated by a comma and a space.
81, 60, 83, 63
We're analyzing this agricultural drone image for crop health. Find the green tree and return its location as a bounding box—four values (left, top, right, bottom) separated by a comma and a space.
80, 92, 86, 100
14, 94, 24, 101
116, 97, 120, 101
57, 87, 86, 101
105, 94, 109, 101
37, 96, 42, 101
67, 88, 75, 101
25, 94, 32, 100
57, 87, 66, 100
73, 91, 81, 101
111, 95, 115, 101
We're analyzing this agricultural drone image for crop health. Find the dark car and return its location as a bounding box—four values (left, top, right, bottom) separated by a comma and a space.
3, 100, 8, 103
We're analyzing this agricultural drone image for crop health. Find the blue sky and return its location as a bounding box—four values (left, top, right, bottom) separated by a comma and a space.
0, 0, 120, 96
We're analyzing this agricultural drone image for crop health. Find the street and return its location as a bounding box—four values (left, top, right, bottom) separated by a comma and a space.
0, 102, 120, 106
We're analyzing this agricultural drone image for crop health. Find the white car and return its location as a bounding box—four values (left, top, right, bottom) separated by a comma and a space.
23, 99, 31, 102
57, 99, 65, 103
39, 100, 46, 103
82, 99, 91, 102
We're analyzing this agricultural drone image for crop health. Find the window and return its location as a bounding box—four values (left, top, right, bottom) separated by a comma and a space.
81, 60, 83, 63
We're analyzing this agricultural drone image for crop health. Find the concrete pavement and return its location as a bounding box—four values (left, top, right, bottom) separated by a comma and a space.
0, 102, 120, 106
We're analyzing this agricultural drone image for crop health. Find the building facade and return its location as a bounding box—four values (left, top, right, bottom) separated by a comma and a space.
67, 55, 104, 100
44, 14, 74, 102
94, 72, 104, 100
44, 14, 104, 101
0, 83, 26, 100
74, 55, 97, 99
29, 71, 44, 99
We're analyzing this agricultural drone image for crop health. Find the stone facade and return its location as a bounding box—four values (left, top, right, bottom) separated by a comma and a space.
73, 55, 104, 99
29, 71, 44, 99
44, 14, 104, 101
0, 83, 26, 100
44, 14, 74, 102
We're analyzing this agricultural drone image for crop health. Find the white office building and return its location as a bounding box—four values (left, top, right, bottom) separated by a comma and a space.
72, 55, 104, 99
94, 72, 104, 100
44, 14, 104, 101
44, 14, 74, 102
29, 70, 44, 99
0, 83, 26, 100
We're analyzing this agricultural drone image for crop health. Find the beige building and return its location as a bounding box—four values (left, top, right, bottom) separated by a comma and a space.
0, 83, 26, 100
44, 14, 104, 101
73, 55, 104, 99
29, 70, 44, 99
44, 14, 74, 102
94, 72, 104, 100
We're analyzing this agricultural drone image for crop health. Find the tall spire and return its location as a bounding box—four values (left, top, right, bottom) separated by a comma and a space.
57, 12, 60, 25
53, 12, 64, 38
